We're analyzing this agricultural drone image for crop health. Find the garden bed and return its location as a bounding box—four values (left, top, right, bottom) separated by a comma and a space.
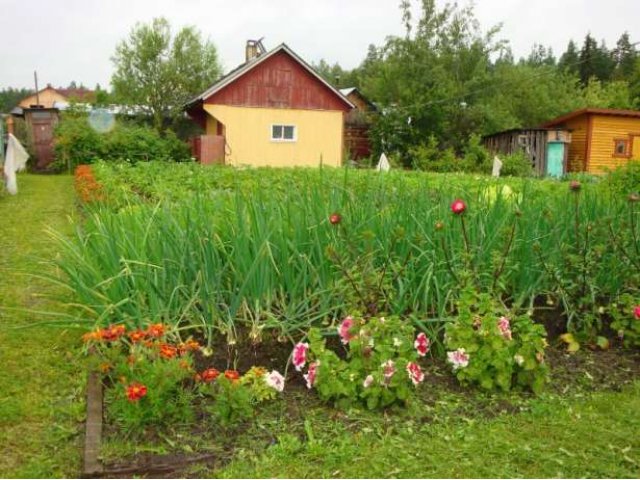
85, 343, 640, 478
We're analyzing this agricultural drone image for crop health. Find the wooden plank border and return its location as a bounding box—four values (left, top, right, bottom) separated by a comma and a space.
83, 371, 104, 478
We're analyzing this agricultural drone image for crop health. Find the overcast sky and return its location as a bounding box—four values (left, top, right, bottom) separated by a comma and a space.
1, 0, 638, 90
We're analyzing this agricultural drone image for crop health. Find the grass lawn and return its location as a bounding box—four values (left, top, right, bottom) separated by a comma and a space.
1, 173, 639, 478
0, 174, 84, 478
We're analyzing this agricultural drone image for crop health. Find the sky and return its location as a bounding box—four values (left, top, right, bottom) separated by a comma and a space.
1, 0, 638, 90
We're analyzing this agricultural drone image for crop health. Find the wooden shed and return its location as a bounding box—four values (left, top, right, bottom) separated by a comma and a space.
541, 108, 640, 173
340, 87, 377, 161
482, 128, 572, 177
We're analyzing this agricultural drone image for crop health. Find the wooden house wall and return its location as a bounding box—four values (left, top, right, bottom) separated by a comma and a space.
562, 116, 589, 172
205, 51, 350, 112
589, 115, 640, 173
482, 129, 547, 175
19, 88, 67, 109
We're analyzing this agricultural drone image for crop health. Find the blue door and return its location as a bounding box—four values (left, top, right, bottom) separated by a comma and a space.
547, 142, 564, 178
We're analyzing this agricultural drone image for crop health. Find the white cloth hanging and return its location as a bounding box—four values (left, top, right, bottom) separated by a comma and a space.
492, 155, 503, 177
3, 134, 29, 195
376, 152, 391, 172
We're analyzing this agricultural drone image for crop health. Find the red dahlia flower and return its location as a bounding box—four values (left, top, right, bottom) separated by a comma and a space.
451, 199, 466, 214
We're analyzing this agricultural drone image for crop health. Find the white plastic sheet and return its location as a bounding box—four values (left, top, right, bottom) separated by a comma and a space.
3, 134, 29, 195
376, 153, 391, 172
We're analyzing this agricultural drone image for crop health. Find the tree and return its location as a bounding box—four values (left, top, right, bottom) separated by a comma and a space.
558, 40, 579, 74
612, 32, 637, 80
111, 17, 222, 131
0, 87, 33, 113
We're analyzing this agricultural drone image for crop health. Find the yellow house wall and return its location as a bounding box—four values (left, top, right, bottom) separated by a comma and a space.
204, 104, 343, 167
563, 115, 588, 172
19, 88, 67, 108
589, 115, 640, 173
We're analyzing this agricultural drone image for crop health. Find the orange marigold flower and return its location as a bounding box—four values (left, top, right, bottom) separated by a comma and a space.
128, 330, 147, 343
101, 324, 126, 342
99, 362, 112, 373
179, 359, 191, 370
125, 382, 147, 402
200, 368, 220, 383
146, 323, 166, 338
224, 370, 240, 381
178, 339, 200, 355
159, 343, 178, 359
82, 330, 102, 342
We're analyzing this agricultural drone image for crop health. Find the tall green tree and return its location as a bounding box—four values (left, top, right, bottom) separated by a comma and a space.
558, 40, 579, 74
111, 17, 222, 131
612, 32, 637, 80
0, 87, 33, 113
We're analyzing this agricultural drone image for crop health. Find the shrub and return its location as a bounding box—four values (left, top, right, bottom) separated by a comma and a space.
499, 150, 534, 177
54, 114, 191, 170
610, 294, 640, 348
601, 160, 640, 196
295, 316, 428, 409
444, 286, 549, 393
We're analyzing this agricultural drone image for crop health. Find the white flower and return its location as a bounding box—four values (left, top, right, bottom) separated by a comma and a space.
363, 375, 374, 388
447, 348, 470, 370
393, 337, 402, 347
265, 370, 285, 392
514, 354, 525, 366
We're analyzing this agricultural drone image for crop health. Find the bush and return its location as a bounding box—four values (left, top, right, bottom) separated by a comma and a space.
295, 316, 428, 409
499, 150, 534, 177
410, 136, 466, 172
53, 114, 191, 170
601, 160, 640, 196
444, 286, 549, 393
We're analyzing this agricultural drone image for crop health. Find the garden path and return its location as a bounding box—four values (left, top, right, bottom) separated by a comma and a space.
0, 174, 83, 477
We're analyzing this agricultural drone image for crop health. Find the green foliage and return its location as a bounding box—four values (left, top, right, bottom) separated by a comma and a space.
111, 17, 222, 131
610, 294, 640, 348
444, 286, 549, 393
601, 160, 640, 193
0, 87, 33, 113
204, 376, 255, 427
500, 150, 534, 177
304, 316, 424, 409
53, 114, 191, 169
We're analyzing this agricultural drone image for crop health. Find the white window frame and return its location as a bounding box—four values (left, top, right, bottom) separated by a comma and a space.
270, 124, 297, 142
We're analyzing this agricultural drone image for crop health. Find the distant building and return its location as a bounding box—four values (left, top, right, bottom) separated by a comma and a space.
340, 87, 377, 161
185, 41, 354, 167
541, 108, 640, 173
18, 84, 95, 109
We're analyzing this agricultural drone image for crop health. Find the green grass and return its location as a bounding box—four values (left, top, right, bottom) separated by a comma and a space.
214, 383, 640, 478
0, 174, 85, 478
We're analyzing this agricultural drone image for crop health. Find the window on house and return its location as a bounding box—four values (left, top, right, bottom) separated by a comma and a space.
613, 138, 629, 156
271, 124, 296, 142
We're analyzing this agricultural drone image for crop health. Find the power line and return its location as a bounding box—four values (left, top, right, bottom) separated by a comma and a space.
387, 40, 640, 113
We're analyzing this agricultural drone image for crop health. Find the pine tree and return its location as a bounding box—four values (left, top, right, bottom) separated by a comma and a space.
558, 40, 579, 74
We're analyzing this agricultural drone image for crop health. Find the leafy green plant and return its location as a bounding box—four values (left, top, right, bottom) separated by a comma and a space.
83, 323, 199, 432
610, 294, 640, 348
296, 315, 428, 409
444, 286, 549, 393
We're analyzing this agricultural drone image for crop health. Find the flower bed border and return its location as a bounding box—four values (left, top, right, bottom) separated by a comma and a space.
82, 371, 218, 478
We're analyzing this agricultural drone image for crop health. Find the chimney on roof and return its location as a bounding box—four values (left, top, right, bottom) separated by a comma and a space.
245, 38, 266, 62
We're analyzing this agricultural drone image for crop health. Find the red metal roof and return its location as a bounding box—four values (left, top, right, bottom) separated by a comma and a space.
186, 43, 354, 111
541, 108, 640, 127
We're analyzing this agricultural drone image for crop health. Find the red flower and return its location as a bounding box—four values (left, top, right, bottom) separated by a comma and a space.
128, 330, 147, 343
200, 368, 220, 383
406, 362, 425, 386
126, 383, 147, 402
329, 213, 342, 225
224, 370, 240, 381
146, 323, 166, 338
569, 180, 581, 192
414, 332, 430, 357
159, 343, 178, 359
178, 339, 200, 355
100, 324, 126, 342
634, 306, 640, 320
292, 342, 309, 371
451, 199, 466, 215
338, 316, 355, 345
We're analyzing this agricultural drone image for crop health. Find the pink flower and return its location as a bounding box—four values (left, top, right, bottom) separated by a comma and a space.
338, 316, 355, 344
447, 348, 470, 370
329, 213, 342, 225
292, 342, 309, 371
569, 180, 581, 192
414, 332, 430, 357
406, 362, 425, 386
381, 360, 396, 382
634, 305, 640, 320
497, 316, 512, 341
363, 374, 374, 388
303, 361, 319, 389
265, 370, 285, 392
451, 199, 466, 215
